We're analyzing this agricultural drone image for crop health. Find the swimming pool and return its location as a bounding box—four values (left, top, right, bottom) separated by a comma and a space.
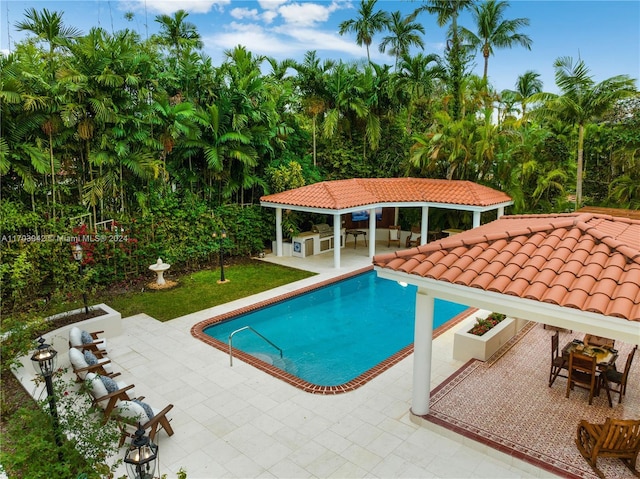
193, 269, 471, 393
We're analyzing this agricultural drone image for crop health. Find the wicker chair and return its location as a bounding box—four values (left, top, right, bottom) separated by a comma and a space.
576, 417, 640, 478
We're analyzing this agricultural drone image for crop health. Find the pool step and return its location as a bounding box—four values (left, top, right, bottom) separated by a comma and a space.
250, 352, 298, 375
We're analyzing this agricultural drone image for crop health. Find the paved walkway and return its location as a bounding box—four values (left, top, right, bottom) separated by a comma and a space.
15, 244, 557, 478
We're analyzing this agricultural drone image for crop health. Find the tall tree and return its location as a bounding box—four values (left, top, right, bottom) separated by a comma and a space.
294, 51, 335, 166
15, 8, 81, 79
418, 0, 475, 120
15, 8, 81, 219
531, 57, 636, 209
460, 0, 532, 80
513, 70, 542, 117
394, 52, 445, 132
153, 9, 203, 57
339, 0, 390, 63
379, 11, 425, 70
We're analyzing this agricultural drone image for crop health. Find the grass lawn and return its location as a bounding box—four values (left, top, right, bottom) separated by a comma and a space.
57, 261, 315, 321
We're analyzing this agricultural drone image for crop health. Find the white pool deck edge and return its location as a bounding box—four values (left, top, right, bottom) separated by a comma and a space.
11, 244, 558, 479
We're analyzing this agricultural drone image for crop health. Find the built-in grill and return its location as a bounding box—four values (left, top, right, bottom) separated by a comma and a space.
311, 223, 332, 238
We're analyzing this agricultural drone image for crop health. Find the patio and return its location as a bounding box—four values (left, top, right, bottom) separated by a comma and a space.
12, 239, 637, 478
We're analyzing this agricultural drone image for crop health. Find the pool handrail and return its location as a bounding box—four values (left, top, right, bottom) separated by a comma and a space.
228, 326, 283, 366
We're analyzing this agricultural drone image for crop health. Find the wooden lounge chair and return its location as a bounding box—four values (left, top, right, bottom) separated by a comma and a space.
115, 400, 174, 446
388, 225, 401, 247
69, 326, 108, 354
576, 417, 640, 478
85, 372, 138, 424
69, 347, 119, 382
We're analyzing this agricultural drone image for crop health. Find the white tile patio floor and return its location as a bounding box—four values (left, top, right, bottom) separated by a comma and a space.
15, 243, 559, 478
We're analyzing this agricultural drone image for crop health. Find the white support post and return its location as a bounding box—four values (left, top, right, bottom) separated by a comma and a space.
368, 207, 376, 258
275, 208, 283, 257
411, 288, 435, 416
333, 213, 341, 269
420, 206, 429, 245
473, 211, 481, 229
497, 206, 505, 218
394, 207, 400, 225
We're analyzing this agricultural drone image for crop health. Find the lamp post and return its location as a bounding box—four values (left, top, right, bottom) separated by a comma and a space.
31, 337, 63, 461
212, 230, 230, 284
124, 424, 159, 479
72, 243, 89, 314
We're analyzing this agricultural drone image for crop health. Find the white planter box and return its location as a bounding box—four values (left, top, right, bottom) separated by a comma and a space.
453, 315, 526, 362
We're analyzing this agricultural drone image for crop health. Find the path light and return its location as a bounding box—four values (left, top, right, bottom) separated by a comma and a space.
212, 230, 230, 284
124, 424, 159, 479
31, 337, 63, 460
73, 243, 89, 313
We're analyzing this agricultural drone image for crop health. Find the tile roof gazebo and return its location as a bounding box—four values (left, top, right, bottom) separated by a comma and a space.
260, 178, 513, 268
373, 212, 640, 416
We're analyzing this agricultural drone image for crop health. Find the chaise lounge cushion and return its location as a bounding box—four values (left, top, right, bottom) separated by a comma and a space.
116, 400, 151, 423
69, 326, 107, 351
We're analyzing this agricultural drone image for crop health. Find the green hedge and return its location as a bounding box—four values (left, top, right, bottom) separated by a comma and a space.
0, 194, 274, 313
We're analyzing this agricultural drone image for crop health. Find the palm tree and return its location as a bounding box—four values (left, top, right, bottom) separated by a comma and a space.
394, 53, 445, 132
15, 8, 81, 79
294, 51, 335, 166
460, 0, 532, 81
513, 70, 542, 117
530, 57, 636, 209
379, 11, 425, 70
418, 0, 475, 120
338, 0, 390, 63
15, 8, 81, 219
153, 9, 203, 57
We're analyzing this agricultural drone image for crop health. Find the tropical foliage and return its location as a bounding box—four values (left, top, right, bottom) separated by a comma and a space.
1, 2, 638, 313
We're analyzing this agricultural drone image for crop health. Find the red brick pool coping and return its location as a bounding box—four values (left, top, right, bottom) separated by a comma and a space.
191, 266, 477, 394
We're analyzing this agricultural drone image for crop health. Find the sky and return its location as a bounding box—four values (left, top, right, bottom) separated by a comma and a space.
1, 0, 639, 93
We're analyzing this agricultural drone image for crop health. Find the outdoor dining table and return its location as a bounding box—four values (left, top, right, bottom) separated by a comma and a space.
562, 340, 618, 371
345, 229, 367, 249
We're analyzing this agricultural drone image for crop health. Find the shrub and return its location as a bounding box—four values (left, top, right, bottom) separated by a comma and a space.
468, 312, 507, 336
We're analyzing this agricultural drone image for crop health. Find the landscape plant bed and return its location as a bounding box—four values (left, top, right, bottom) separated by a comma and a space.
453, 313, 522, 362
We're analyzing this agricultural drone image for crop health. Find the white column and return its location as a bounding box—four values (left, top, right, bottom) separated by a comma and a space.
420, 206, 429, 245
394, 207, 400, 225
333, 213, 341, 269
275, 208, 283, 256
368, 207, 376, 258
497, 206, 505, 218
473, 211, 481, 228
412, 287, 435, 416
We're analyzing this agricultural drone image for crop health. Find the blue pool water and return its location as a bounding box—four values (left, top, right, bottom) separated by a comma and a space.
204, 271, 468, 386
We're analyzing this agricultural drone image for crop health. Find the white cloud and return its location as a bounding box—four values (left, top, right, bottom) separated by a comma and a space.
230, 7, 260, 20
123, 0, 231, 15
261, 10, 279, 24
257, 0, 289, 10
278, 1, 342, 27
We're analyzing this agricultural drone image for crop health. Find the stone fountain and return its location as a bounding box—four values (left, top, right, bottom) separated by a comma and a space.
149, 258, 170, 286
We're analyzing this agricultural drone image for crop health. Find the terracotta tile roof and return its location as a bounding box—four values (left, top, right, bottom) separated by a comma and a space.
260, 178, 512, 210
373, 213, 640, 322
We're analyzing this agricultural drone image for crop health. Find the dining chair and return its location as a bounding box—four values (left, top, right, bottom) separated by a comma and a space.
604, 346, 636, 404
584, 334, 615, 350
387, 225, 401, 247
566, 351, 601, 405
549, 331, 568, 387
405, 226, 421, 248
